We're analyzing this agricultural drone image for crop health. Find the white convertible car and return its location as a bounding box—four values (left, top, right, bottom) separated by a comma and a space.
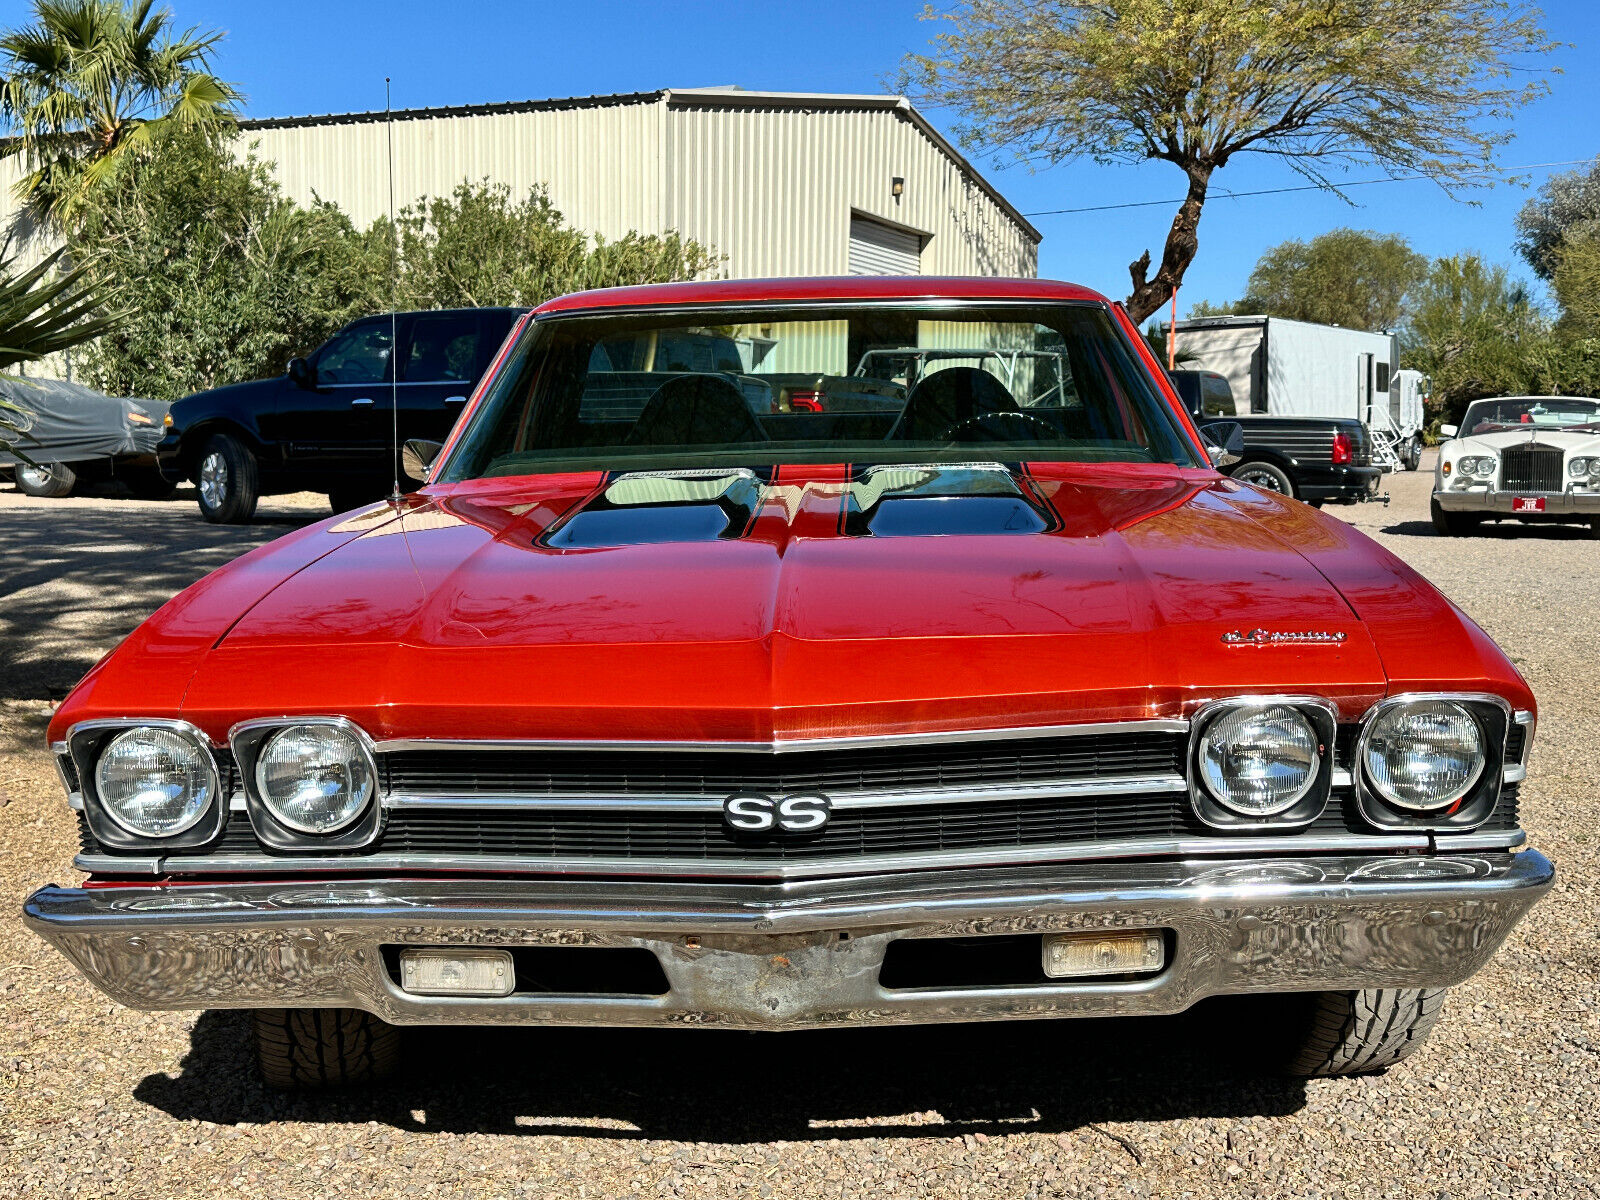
1432, 395, 1600, 537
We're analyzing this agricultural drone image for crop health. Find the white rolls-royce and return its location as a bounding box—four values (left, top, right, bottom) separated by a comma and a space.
1432, 395, 1600, 537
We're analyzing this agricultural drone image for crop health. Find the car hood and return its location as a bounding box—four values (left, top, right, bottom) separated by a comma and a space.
55, 463, 1528, 746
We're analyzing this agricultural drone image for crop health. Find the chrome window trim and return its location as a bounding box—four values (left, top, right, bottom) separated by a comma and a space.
228, 716, 385, 850
72, 830, 1434, 881
1353, 692, 1511, 832
64, 718, 225, 850
382, 773, 1189, 813
373, 717, 1190, 756
1186, 695, 1338, 831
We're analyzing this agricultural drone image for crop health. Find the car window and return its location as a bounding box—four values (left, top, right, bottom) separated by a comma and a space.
1200, 375, 1234, 416
402, 313, 482, 383
315, 322, 393, 385
444, 302, 1202, 479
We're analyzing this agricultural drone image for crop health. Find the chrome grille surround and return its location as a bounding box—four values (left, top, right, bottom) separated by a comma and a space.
1500, 442, 1564, 492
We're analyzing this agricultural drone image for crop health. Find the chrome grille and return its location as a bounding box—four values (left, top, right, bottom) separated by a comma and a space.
1500, 443, 1563, 492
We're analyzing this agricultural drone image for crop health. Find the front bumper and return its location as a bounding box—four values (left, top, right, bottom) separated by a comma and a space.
1435, 488, 1600, 515
24, 851, 1553, 1030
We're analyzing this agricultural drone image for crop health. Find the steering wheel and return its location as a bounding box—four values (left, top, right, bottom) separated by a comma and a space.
938, 410, 1055, 445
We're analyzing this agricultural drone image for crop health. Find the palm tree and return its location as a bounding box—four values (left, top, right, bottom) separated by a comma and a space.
0, 247, 117, 455
0, 0, 239, 231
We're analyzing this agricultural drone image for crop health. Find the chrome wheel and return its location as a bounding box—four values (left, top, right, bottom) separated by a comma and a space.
198, 451, 228, 510
1235, 465, 1291, 494
16, 463, 51, 490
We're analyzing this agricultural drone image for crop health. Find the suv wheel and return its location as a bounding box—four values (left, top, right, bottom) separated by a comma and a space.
14, 461, 76, 497
1430, 496, 1480, 536
195, 433, 259, 524
1282, 987, 1448, 1076
1232, 460, 1295, 497
1406, 436, 1423, 471
252, 1008, 400, 1089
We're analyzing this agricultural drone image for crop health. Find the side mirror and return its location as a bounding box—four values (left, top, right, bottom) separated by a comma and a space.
402, 438, 445, 484
287, 357, 312, 388
1439, 424, 1458, 439
1199, 420, 1244, 468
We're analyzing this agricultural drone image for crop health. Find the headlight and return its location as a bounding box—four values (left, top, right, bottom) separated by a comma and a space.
1457, 455, 1496, 478
1362, 700, 1485, 811
1569, 457, 1600, 480
255, 724, 375, 834
94, 726, 217, 837
1197, 703, 1320, 816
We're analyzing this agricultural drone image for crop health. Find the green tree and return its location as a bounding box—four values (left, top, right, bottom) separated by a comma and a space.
0, 246, 116, 454
374, 180, 720, 310
1514, 160, 1600, 282
1549, 229, 1600, 338
1234, 229, 1427, 331
69, 130, 372, 399
1403, 254, 1543, 419
902, 0, 1554, 322
0, 0, 239, 232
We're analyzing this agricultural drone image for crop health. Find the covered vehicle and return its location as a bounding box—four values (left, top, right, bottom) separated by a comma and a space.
1432, 394, 1600, 536
27, 277, 1550, 1090
0, 375, 171, 498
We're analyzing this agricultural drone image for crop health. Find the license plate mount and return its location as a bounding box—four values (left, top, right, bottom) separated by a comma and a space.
1511, 496, 1546, 513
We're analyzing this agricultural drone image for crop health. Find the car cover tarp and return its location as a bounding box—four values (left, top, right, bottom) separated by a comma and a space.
0, 376, 167, 466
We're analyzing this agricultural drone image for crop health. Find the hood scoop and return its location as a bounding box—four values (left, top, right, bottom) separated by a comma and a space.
545, 469, 765, 548
843, 463, 1050, 537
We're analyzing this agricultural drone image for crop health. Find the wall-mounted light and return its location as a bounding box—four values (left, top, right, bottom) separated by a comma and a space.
891, 177, 904, 200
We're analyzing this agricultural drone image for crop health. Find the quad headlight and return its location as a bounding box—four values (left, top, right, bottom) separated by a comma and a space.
1456, 455, 1497, 479
1361, 699, 1485, 812
1196, 703, 1322, 817
93, 725, 218, 837
1568, 457, 1600, 480
255, 723, 375, 834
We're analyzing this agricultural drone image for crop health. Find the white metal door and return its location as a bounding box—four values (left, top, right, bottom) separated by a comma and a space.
848, 216, 922, 275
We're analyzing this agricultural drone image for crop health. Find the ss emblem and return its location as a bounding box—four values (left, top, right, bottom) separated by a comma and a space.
722, 792, 832, 834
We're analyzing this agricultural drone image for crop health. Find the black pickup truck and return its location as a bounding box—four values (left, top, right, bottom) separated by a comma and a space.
159, 307, 526, 522
1170, 369, 1386, 506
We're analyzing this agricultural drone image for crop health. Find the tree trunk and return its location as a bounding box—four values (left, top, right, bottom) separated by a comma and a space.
1125, 165, 1213, 324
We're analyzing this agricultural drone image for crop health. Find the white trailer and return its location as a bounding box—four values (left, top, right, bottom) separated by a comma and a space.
1174, 316, 1418, 470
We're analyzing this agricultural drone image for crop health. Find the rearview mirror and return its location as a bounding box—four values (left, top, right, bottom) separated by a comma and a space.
1439, 424, 1458, 439
402, 438, 445, 484
287, 357, 312, 388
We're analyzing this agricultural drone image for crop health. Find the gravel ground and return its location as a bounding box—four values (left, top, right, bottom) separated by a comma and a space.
1, 460, 1596, 1199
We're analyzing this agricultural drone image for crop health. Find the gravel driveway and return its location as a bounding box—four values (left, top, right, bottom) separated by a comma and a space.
1, 461, 1595, 1198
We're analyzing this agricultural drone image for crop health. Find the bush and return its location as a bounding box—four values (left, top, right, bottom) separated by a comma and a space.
70, 130, 374, 400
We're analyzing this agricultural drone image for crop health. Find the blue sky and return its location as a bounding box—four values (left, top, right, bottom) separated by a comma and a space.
5, 0, 1596, 314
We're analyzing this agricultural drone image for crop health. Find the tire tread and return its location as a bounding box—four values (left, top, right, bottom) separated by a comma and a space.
1286, 987, 1447, 1077
252, 1008, 400, 1089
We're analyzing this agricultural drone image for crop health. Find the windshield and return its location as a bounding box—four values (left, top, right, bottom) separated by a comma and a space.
442, 302, 1200, 480
1461, 396, 1600, 435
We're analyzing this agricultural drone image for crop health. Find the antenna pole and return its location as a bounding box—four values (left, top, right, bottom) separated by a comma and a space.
386, 77, 402, 505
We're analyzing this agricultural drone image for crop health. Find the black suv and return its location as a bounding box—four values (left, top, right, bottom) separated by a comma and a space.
159, 307, 526, 522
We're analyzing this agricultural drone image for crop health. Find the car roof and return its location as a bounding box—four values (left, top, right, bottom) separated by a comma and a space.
533, 276, 1112, 315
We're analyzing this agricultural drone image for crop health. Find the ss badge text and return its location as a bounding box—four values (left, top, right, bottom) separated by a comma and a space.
722, 792, 832, 834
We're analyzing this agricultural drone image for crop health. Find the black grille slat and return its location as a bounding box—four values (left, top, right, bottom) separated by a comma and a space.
1500, 444, 1563, 492
383, 732, 1184, 798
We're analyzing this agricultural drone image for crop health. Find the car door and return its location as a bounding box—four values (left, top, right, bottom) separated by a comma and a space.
277, 317, 396, 476
395, 312, 494, 462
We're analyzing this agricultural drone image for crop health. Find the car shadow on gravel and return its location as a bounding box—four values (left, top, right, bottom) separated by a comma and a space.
1382, 518, 1594, 539
136, 1004, 1308, 1142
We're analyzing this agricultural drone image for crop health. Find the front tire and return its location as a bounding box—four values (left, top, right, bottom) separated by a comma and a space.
1430, 495, 1480, 536
1405, 436, 1423, 471
195, 433, 259, 524
14, 460, 76, 497
252, 1008, 400, 1089
1231, 460, 1296, 498
1284, 987, 1448, 1077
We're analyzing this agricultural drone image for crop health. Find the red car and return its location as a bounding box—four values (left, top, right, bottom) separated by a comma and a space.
26, 277, 1551, 1088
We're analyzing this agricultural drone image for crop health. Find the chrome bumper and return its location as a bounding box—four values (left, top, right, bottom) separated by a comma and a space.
1435, 488, 1600, 514
23, 852, 1553, 1030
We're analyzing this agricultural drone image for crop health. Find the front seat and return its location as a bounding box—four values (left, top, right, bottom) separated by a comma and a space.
895, 367, 1019, 441
625, 375, 768, 446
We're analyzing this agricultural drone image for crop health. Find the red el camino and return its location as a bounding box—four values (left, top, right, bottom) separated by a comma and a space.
25, 277, 1552, 1088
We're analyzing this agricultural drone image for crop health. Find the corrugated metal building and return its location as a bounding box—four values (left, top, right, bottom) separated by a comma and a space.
231, 87, 1039, 279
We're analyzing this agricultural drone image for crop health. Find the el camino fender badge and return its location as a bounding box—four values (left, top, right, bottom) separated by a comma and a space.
1222, 628, 1348, 647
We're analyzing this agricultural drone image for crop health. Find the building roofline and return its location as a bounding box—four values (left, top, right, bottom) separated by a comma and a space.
237, 87, 1041, 244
